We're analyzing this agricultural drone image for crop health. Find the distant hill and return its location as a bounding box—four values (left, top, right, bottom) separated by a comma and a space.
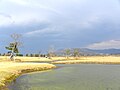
80, 48, 120, 55
55, 48, 120, 56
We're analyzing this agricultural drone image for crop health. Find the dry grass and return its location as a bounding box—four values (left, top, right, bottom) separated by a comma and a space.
0, 56, 52, 62
52, 56, 120, 64
1, 56, 120, 63
0, 62, 56, 89
0, 56, 86, 62
0, 56, 120, 89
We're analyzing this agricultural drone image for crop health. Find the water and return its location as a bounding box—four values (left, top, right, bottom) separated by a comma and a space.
8, 64, 120, 90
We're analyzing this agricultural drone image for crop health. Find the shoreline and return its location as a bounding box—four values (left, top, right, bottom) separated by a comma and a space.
1, 56, 120, 89
51, 56, 120, 64
52, 60, 120, 64
0, 62, 56, 90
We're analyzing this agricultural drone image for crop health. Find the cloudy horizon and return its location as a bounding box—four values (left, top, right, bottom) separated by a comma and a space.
1, 0, 120, 53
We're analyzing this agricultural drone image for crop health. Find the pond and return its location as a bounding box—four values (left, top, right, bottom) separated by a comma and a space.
8, 64, 120, 90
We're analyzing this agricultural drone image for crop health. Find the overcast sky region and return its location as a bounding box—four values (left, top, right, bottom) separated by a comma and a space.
1, 0, 120, 53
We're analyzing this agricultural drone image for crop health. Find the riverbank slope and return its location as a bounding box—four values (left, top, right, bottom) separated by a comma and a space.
0, 62, 56, 90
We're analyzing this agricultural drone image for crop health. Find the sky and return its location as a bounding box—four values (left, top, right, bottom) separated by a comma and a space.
1, 0, 120, 54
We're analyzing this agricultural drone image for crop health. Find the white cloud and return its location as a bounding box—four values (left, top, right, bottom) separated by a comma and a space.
0, 13, 13, 26
1, 0, 120, 53
8, 0, 61, 14
80, 14, 102, 28
87, 40, 120, 49
8, 0, 28, 5
0, 0, 120, 28
0, 0, 62, 27
24, 27, 59, 37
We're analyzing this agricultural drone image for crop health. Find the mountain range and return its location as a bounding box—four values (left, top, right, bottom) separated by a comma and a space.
56, 48, 120, 56
80, 48, 120, 55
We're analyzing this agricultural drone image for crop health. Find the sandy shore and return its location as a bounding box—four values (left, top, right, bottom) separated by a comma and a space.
0, 62, 56, 90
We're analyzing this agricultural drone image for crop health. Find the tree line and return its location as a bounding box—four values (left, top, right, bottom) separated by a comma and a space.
3, 33, 98, 61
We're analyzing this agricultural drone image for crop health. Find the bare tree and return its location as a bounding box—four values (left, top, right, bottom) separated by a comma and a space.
47, 45, 55, 59
73, 48, 80, 59
64, 48, 71, 60
5, 33, 22, 61
11, 33, 22, 42
38, 50, 42, 58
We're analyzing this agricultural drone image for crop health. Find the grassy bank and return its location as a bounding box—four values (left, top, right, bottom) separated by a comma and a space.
0, 56, 52, 62
0, 56, 120, 89
52, 56, 120, 64
52, 60, 120, 64
1, 56, 120, 63
0, 62, 56, 90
